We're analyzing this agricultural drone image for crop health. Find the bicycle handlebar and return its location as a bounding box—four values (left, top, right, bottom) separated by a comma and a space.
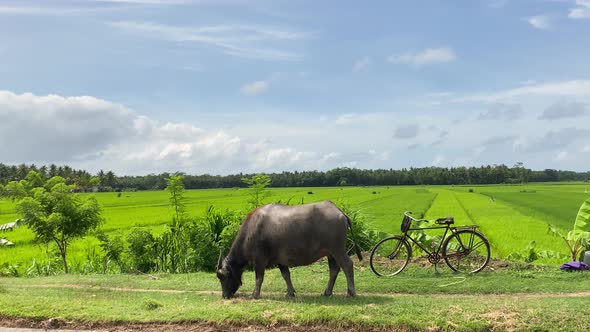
403, 211, 428, 223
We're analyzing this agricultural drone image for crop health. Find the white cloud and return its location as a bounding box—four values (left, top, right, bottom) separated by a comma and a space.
527, 15, 552, 30
393, 124, 420, 139
240, 81, 269, 96
0, 90, 136, 162
352, 56, 370, 72
334, 113, 377, 125
3, 88, 590, 175
478, 104, 523, 121
0, 5, 99, 15
109, 21, 307, 61
515, 128, 590, 153
387, 47, 456, 66
569, 0, 590, 19
1, 90, 397, 175
555, 151, 569, 161
431, 155, 445, 166
518, 79, 537, 86
539, 101, 588, 120
452, 80, 590, 103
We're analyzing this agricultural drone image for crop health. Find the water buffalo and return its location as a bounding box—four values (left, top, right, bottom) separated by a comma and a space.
216, 200, 362, 299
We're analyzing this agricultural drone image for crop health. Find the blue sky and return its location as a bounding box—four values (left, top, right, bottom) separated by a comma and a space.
1, 0, 590, 175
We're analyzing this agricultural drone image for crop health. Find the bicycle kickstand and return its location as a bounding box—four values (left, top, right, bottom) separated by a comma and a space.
434, 263, 441, 277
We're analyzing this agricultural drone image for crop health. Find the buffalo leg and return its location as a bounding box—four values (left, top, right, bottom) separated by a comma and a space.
323, 256, 340, 297
334, 254, 356, 297
252, 262, 266, 299
278, 264, 296, 297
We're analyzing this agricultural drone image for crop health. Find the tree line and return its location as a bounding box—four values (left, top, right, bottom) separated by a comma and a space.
0, 163, 588, 191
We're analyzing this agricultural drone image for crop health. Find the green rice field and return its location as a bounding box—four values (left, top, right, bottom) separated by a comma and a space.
1, 183, 589, 268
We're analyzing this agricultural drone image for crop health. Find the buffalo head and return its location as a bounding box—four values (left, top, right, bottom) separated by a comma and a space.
216, 253, 242, 299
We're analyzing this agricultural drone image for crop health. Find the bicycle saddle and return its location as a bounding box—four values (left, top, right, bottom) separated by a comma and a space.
435, 216, 454, 225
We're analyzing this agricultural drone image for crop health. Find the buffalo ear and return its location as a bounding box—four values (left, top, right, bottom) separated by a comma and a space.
217, 269, 227, 279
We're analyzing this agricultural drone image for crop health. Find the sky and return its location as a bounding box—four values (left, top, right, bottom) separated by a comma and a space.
1, 0, 590, 175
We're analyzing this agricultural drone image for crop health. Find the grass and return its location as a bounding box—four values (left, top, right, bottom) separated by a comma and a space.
1, 183, 588, 269
450, 191, 567, 259
0, 186, 436, 268
480, 189, 589, 230
1, 263, 589, 330
2, 182, 590, 330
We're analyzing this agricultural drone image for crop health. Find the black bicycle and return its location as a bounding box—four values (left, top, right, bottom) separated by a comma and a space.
370, 211, 490, 276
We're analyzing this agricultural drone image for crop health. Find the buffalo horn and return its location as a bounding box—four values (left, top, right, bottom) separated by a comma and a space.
217, 250, 224, 270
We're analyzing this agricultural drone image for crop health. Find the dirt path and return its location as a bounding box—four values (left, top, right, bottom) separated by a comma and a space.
17, 283, 590, 299
0, 317, 407, 332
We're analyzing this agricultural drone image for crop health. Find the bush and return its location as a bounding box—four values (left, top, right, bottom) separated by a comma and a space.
96, 231, 127, 273
336, 202, 381, 254
127, 228, 156, 273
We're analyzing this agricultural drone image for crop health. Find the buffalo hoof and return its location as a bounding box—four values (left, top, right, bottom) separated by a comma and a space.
347, 290, 356, 298
285, 292, 295, 298
323, 290, 333, 297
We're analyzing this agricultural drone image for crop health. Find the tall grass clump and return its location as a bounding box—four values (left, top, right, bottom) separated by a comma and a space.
337, 202, 381, 253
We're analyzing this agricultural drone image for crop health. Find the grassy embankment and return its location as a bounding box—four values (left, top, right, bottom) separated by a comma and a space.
1, 262, 589, 330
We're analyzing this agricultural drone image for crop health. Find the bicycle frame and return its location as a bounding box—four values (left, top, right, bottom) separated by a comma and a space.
402, 224, 453, 259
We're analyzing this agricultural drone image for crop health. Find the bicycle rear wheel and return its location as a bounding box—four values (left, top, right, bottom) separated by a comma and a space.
369, 236, 411, 277
443, 229, 490, 273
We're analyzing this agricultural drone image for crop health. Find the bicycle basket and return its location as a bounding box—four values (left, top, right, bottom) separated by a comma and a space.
401, 215, 411, 233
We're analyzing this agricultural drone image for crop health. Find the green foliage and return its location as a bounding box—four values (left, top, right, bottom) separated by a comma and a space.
336, 202, 381, 253
124, 204, 245, 274
241, 174, 271, 208
507, 241, 567, 263
127, 228, 156, 273
7, 172, 104, 273
547, 196, 590, 261
202, 205, 244, 253
3, 180, 28, 201
96, 231, 126, 272
5, 184, 590, 272
165, 175, 186, 221
574, 196, 590, 233
23, 257, 60, 277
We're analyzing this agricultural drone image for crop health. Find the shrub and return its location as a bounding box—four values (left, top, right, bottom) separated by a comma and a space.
336, 202, 381, 253
127, 228, 156, 273
96, 231, 127, 273
547, 196, 590, 261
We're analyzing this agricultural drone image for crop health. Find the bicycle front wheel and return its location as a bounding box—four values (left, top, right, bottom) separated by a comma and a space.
369, 236, 411, 277
443, 229, 490, 273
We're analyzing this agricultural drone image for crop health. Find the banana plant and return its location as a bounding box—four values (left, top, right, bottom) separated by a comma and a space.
548, 197, 590, 261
